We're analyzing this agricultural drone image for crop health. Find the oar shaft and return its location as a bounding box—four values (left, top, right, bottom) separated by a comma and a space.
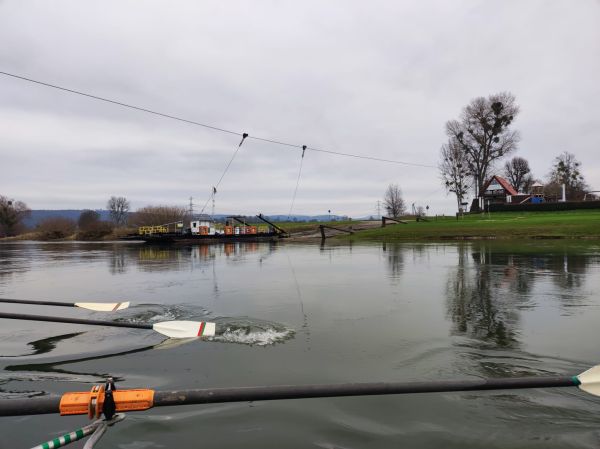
152, 376, 578, 407
0, 312, 152, 331
0, 396, 60, 416
0, 298, 75, 307
0, 376, 578, 416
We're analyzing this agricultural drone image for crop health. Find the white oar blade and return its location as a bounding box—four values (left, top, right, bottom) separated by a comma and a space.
152, 321, 216, 339
74, 302, 130, 312
577, 365, 600, 397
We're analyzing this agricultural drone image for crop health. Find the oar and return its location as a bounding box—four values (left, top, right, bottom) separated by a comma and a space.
0, 297, 129, 311
0, 312, 216, 339
2, 365, 600, 417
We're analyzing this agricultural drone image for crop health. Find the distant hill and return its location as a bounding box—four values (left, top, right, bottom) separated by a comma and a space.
209, 214, 349, 222
261, 214, 349, 222
23, 210, 111, 228
23, 210, 349, 228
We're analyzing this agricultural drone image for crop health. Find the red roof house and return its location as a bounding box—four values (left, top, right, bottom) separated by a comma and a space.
481, 175, 518, 200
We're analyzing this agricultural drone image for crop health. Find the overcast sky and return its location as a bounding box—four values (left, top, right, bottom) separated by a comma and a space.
1, 0, 599, 217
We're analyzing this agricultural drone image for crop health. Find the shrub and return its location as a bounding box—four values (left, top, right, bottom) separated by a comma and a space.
36, 217, 77, 240
78, 209, 101, 230
77, 221, 114, 240
129, 205, 187, 226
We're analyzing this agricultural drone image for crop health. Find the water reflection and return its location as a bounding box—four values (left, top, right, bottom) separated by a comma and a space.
513, 249, 595, 310
28, 333, 83, 356
108, 246, 128, 275
548, 254, 589, 291
4, 344, 155, 381
445, 242, 598, 350
382, 243, 404, 280
0, 242, 280, 282
447, 245, 523, 349
135, 242, 276, 272
0, 246, 31, 285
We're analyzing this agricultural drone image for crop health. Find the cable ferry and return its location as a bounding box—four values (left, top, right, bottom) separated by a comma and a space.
128, 213, 287, 244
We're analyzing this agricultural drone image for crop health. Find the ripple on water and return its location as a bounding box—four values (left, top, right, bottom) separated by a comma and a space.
114, 304, 210, 324
210, 318, 295, 346
115, 305, 295, 346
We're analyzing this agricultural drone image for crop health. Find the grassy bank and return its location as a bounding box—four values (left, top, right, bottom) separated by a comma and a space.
0, 227, 136, 242
273, 220, 355, 234
341, 210, 600, 242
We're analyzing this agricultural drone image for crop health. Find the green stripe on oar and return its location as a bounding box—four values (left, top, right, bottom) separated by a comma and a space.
4, 365, 600, 417
575, 365, 600, 396
31, 426, 93, 449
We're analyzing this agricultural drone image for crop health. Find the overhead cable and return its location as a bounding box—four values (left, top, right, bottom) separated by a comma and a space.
0, 70, 436, 168
199, 134, 248, 214
288, 145, 307, 219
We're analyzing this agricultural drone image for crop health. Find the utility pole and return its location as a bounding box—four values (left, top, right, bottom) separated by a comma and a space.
376, 200, 381, 219
189, 197, 194, 220
211, 187, 216, 218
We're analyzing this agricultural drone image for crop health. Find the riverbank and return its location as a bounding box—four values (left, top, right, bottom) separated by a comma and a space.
336, 210, 600, 242
0, 227, 135, 242
4, 210, 600, 243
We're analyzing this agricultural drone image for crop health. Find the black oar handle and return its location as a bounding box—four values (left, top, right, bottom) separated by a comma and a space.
0, 312, 152, 330
0, 298, 75, 307
0, 376, 579, 416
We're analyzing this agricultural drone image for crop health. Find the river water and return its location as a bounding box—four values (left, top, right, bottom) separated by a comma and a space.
1, 240, 600, 448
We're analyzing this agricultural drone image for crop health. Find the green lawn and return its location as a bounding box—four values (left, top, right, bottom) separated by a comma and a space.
276, 220, 355, 234
343, 210, 600, 241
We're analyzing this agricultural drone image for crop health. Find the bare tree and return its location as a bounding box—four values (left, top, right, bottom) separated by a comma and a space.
383, 184, 406, 218
503, 157, 532, 193
107, 196, 130, 227
129, 205, 187, 226
521, 175, 535, 195
548, 151, 588, 200
542, 180, 563, 200
0, 195, 30, 237
445, 92, 520, 196
439, 139, 472, 211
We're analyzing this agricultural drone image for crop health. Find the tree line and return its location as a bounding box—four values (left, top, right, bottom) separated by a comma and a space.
382, 91, 591, 218
0, 195, 190, 239
439, 92, 591, 210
